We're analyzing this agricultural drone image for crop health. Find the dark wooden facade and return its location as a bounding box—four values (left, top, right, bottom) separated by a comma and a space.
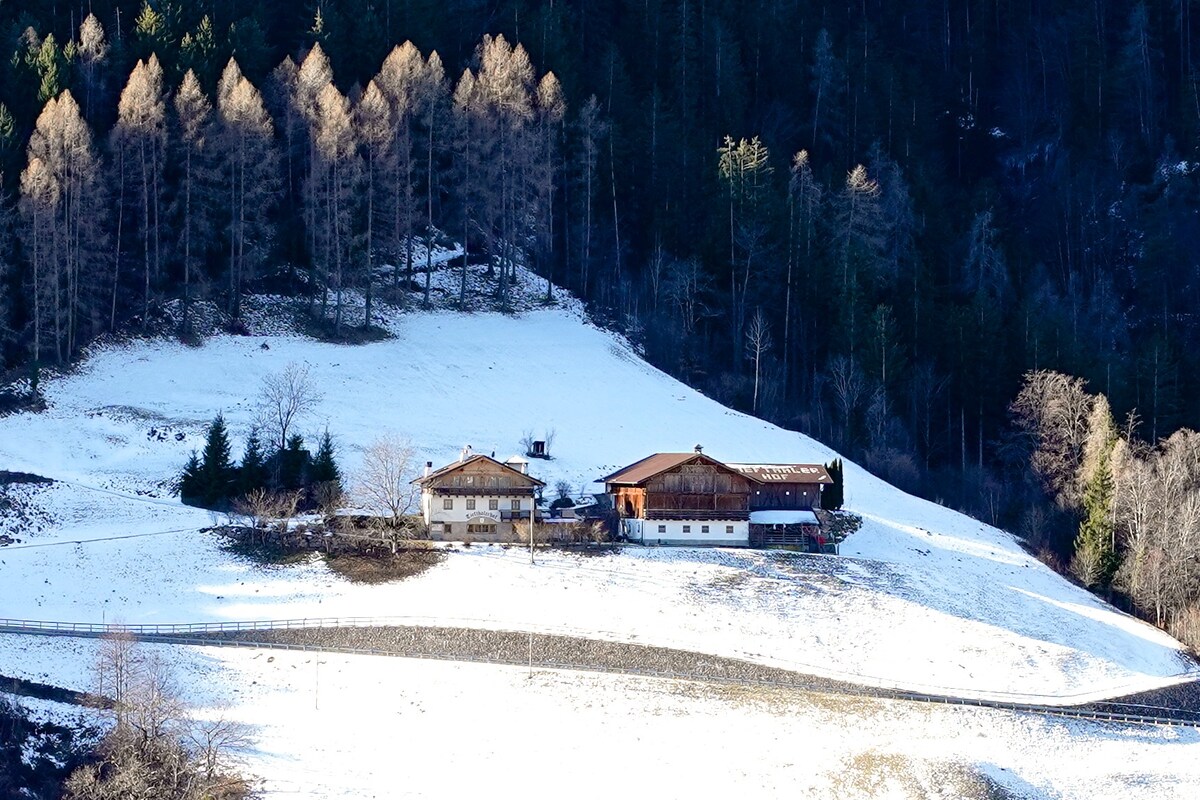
748, 522, 831, 552
731, 464, 831, 511
606, 454, 754, 521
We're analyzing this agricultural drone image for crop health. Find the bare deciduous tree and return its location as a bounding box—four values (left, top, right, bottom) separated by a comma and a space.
356, 434, 420, 531
744, 307, 772, 414
257, 362, 322, 452
1009, 370, 1093, 509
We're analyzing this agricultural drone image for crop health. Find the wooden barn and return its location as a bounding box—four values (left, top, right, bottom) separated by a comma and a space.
602, 447, 755, 546
730, 463, 832, 511
731, 463, 833, 552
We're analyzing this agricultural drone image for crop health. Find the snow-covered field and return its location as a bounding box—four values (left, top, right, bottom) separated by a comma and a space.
0, 269, 1197, 795
4, 633, 1199, 800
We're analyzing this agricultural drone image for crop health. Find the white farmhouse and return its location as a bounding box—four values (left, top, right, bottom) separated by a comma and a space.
414, 450, 545, 541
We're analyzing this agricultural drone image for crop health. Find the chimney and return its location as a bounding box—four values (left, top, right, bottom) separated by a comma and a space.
694, 444, 704, 454
460, 445, 472, 461
424, 461, 432, 477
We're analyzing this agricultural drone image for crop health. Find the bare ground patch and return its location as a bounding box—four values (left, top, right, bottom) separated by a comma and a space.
323, 549, 447, 584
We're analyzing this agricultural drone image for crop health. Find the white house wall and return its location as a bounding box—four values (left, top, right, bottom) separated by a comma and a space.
624, 518, 749, 547
422, 491, 533, 539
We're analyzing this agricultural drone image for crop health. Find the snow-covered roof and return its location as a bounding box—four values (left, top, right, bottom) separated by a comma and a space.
750, 510, 819, 525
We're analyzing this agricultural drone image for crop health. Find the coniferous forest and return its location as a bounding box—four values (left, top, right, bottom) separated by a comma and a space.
2, 3, 1200, 599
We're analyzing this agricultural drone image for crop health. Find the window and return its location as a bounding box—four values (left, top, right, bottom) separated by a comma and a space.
488, 499, 499, 510
701, 525, 710, 534
466, 499, 476, 510
725, 525, 734, 534
657, 525, 667, 533
682, 525, 691, 533
467, 523, 496, 535
443, 498, 453, 510
511, 499, 521, 511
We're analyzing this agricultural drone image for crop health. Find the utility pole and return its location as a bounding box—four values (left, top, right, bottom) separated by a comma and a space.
529, 491, 535, 565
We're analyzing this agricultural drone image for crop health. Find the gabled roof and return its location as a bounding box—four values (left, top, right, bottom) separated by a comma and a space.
601, 452, 742, 486
728, 463, 833, 484
413, 453, 545, 487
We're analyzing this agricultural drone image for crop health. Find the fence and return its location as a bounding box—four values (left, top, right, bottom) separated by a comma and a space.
1, 616, 1197, 728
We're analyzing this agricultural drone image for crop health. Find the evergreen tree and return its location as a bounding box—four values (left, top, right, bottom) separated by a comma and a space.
198, 413, 235, 507
178, 450, 203, 503
275, 433, 309, 491
1072, 396, 1119, 588
310, 429, 341, 490
237, 428, 269, 497
822, 459, 845, 511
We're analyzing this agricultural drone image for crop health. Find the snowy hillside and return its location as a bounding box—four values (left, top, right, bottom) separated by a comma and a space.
0, 283, 1194, 706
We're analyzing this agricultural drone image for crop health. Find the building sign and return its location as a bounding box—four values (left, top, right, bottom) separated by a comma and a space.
467, 511, 501, 522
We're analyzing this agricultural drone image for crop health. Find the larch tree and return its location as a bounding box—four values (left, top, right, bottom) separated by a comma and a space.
172, 69, 219, 334
534, 71, 566, 300
474, 34, 535, 306
76, 14, 109, 125
572, 95, 606, 294
356, 79, 396, 327
376, 42, 423, 285
112, 55, 168, 325
295, 45, 334, 305
312, 82, 359, 334
216, 61, 278, 319
451, 68, 482, 309
835, 164, 886, 359
717, 135, 772, 356
415, 50, 449, 305
786, 149, 821, 388
19, 91, 105, 363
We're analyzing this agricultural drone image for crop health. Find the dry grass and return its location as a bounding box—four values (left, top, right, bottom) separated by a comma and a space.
323, 549, 447, 584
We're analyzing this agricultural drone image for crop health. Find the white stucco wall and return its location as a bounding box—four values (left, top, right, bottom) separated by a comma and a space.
422, 490, 532, 536
622, 518, 749, 547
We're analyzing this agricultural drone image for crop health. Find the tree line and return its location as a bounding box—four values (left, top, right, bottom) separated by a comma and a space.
3, 2, 1200, 565
0, 10, 579, 365
1012, 370, 1200, 649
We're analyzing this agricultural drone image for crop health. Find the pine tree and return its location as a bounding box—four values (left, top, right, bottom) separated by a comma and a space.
822, 459, 845, 510
275, 433, 309, 491
310, 429, 342, 489
1072, 396, 1119, 588
237, 428, 270, 498
199, 414, 235, 507
178, 451, 203, 503
180, 17, 218, 92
